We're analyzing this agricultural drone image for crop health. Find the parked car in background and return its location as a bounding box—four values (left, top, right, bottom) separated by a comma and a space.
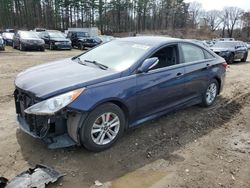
33, 28, 46, 32
80, 37, 101, 49
185, 39, 210, 48
13, 30, 45, 51
96, 35, 115, 43
210, 41, 248, 63
5, 29, 15, 33
2, 32, 14, 45
0, 36, 5, 51
38, 30, 72, 50
14, 37, 227, 151
244, 42, 250, 49
67, 31, 99, 50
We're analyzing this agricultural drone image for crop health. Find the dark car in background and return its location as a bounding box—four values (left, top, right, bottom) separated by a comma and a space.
14, 37, 227, 151
80, 37, 101, 49
2, 32, 14, 45
13, 30, 45, 51
210, 41, 248, 63
0, 36, 5, 51
38, 30, 72, 50
67, 31, 100, 50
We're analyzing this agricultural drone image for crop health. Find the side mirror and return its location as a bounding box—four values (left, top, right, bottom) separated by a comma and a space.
137, 57, 159, 73
235, 46, 240, 49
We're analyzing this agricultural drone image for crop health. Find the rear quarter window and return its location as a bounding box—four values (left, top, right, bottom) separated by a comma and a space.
180, 43, 206, 63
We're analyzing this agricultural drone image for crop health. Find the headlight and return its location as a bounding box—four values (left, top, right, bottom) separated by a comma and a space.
55, 42, 60, 45
24, 88, 85, 115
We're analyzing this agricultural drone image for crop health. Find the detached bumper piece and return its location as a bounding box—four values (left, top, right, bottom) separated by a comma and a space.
14, 88, 76, 149
0, 164, 65, 188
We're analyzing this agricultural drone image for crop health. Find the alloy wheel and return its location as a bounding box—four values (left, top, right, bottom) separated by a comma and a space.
91, 112, 120, 145
206, 83, 217, 105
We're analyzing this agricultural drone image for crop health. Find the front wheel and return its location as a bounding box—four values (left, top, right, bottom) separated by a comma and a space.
227, 53, 234, 64
80, 103, 126, 151
241, 52, 248, 62
19, 43, 24, 51
49, 43, 54, 50
79, 43, 85, 50
201, 79, 219, 107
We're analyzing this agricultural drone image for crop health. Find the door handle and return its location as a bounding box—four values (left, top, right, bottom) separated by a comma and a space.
206, 63, 211, 69
176, 72, 183, 77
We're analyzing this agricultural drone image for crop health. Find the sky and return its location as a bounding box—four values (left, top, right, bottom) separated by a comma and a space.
185, 0, 250, 11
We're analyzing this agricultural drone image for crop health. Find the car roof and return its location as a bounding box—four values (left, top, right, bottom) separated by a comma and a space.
119, 36, 182, 47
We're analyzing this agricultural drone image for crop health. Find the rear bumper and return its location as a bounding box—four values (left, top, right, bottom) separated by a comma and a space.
17, 115, 76, 149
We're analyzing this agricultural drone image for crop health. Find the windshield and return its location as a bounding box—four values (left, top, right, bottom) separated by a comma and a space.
214, 42, 237, 48
77, 32, 89, 37
48, 32, 65, 38
78, 40, 151, 71
20, 31, 39, 39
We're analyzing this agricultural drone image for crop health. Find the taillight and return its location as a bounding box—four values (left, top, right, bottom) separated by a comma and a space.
222, 62, 229, 69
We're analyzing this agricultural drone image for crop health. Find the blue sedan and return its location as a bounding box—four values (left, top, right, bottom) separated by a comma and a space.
14, 36, 227, 151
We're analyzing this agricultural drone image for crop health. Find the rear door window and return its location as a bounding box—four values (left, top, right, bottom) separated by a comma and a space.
180, 43, 206, 63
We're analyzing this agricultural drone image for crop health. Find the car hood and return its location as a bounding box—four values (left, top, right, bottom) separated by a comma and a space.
23, 38, 44, 42
210, 47, 234, 52
15, 58, 119, 99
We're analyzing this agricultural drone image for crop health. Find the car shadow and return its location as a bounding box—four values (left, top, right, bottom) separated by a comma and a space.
15, 94, 247, 187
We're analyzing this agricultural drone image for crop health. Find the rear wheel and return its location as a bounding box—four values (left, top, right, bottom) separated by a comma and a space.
201, 79, 219, 107
80, 103, 125, 151
241, 52, 248, 62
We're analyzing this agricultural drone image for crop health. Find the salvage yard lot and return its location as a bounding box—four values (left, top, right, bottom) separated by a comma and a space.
0, 47, 250, 187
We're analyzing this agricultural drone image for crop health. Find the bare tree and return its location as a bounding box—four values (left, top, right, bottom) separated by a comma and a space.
204, 10, 222, 32
222, 7, 243, 38
188, 1, 202, 28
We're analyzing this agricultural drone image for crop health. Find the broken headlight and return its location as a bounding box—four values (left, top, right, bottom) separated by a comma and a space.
24, 88, 85, 115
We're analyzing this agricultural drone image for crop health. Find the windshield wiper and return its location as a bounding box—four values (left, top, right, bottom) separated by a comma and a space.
76, 57, 86, 65
84, 59, 108, 70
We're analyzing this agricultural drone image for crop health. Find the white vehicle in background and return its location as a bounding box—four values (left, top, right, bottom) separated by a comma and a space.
246, 42, 250, 49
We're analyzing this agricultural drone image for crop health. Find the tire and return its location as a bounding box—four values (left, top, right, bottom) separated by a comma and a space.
49, 43, 54, 50
12, 42, 16, 49
80, 103, 126, 152
19, 43, 24, 51
241, 52, 248, 62
79, 43, 85, 50
201, 79, 219, 107
227, 53, 234, 64
40, 47, 45, 52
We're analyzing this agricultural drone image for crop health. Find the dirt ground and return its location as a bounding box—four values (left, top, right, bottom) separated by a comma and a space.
0, 47, 249, 188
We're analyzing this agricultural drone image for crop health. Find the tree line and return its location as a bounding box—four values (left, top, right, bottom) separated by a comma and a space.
0, 0, 249, 39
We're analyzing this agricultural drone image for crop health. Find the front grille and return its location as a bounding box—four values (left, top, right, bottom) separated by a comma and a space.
14, 88, 67, 138
14, 88, 50, 138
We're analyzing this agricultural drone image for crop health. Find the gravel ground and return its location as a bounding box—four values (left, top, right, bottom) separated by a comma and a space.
0, 47, 249, 188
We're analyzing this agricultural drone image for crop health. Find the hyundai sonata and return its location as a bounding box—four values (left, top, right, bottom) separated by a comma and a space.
14, 37, 227, 151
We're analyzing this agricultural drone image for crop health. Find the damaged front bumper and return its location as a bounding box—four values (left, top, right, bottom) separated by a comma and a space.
14, 88, 84, 149
17, 115, 76, 149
